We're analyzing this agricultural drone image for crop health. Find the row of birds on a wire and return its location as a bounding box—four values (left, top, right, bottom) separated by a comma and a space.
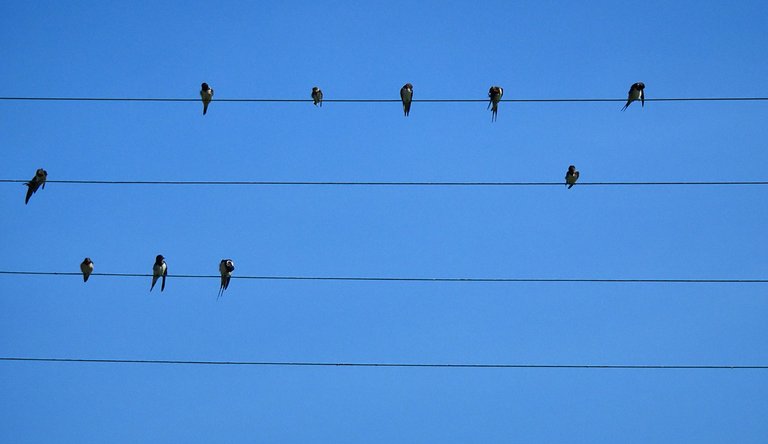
200, 82, 647, 120
79, 256, 235, 298
19, 165, 582, 204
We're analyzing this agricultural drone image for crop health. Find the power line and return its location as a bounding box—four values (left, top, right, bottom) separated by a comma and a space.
0, 356, 764, 370
0, 270, 765, 284
1, 96, 767, 103
2, 179, 767, 187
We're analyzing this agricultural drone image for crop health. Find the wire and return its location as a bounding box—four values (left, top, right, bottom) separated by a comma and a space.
1, 96, 767, 103
2, 179, 767, 187
0, 270, 765, 284
0, 357, 764, 369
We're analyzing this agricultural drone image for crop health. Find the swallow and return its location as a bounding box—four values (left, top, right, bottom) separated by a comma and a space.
311, 87, 323, 107
621, 82, 645, 111
80, 257, 94, 282
200, 82, 214, 115
218, 259, 235, 299
150, 254, 167, 292
565, 165, 580, 189
488, 86, 503, 122
24, 168, 47, 204
400, 83, 413, 116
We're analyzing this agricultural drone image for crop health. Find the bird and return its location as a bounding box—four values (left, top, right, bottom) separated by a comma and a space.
200, 82, 214, 115
488, 86, 503, 121
311, 87, 323, 107
565, 165, 580, 189
400, 83, 413, 116
24, 168, 47, 204
621, 82, 645, 111
218, 259, 235, 299
80, 258, 94, 283
150, 254, 167, 292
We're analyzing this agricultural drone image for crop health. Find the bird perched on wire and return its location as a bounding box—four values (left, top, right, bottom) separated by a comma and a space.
150, 254, 167, 292
565, 165, 580, 189
311, 87, 323, 107
621, 82, 645, 111
488, 86, 503, 121
80, 258, 94, 282
24, 168, 47, 204
218, 259, 235, 299
200, 82, 214, 115
400, 83, 413, 116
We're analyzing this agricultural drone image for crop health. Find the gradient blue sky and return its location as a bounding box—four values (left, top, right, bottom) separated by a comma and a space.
2, 0, 768, 442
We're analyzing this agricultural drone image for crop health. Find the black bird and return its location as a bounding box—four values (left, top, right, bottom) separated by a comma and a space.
400, 83, 413, 116
565, 165, 580, 189
218, 259, 235, 299
488, 86, 503, 122
621, 82, 645, 111
80, 258, 94, 282
25, 168, 47, 204
200, 82, 214, 115
150, 254, 168, 292
311, 87, 323, 106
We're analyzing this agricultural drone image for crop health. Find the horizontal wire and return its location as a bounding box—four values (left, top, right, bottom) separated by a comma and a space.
2, 179, 767, 187
0, 357, 764, 370
0, 271, 765, 284
0, 96, 767, 103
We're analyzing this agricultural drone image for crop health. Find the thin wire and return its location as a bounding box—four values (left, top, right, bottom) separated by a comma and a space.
2, 179, 767, 187
0, 97, 767, 103
0, 357, 764, 369
0, 270, 765, 284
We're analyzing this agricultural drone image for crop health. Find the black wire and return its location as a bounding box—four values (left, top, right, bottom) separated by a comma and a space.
0, 97, 767, 103
2, 179, 767, 187
0, 357, 764, 369
0, 270, 765, 284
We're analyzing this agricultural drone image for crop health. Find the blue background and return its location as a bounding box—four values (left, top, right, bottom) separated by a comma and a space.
2, 0, 768, 442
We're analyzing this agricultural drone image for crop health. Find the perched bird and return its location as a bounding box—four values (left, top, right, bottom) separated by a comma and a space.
200, 82, 214, 115
24, 168, 47, 204
621, 82, 645, 111
311, 87, 323, 107
488, 86, 503, 122
80, 258, 94, 283
218, 259, 235, 299
400, 83, 413, 116
565, 165, 580, 189
150, 254, 168, 292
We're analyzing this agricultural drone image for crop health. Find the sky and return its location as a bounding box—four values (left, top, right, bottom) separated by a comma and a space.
2, 0, 768, 442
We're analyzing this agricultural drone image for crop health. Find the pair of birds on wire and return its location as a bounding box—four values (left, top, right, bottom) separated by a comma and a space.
20, 164, 581, 205
78, 256, 236, 298
199, 81, 645, 119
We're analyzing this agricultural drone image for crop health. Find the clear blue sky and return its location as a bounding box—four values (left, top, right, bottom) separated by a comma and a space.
2, 0, 768, 442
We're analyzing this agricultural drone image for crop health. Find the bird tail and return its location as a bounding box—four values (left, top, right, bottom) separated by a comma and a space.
203, 102, 209, 115
568, 183, 574, 189
621, 101, 629, 111
83, 274, 89, 282
161, 275, 166, 292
